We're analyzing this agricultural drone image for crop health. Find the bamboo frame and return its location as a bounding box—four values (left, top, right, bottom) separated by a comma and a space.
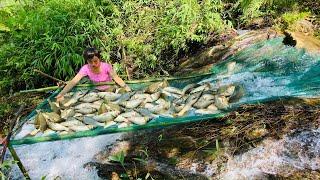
19, 72, 215, 93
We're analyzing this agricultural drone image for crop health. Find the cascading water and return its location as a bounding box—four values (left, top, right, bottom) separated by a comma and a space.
5, 36, 320, 179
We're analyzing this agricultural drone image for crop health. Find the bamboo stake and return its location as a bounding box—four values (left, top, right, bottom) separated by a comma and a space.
33, 69, 65, 83
8, 145, 31, 179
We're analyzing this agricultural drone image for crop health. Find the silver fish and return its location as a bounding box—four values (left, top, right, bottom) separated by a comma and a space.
98, 102, 121, 114
60, 108, 75, 120
193, 94, 215, 109
144, 81, 168, 94
214, 95, 229, 110
136, 108, 159, 119
83, 116, 105, 127
120, 99, 143, 109
218, 85, 235, 97
79, 92, 100, 103
189, 83, 211, 94
182, 83, 199, 95
162, 87, 183, 95
195, 109, 219, 114
92, 111, 120, 122
68, 125, 90, 132
97, 92, 121, 101
62, 90, 88, 107
114, 115, 128, 122
74, 103, 97, 114
177, 92, 202, 116
46, 121, 69, 131
48, 99, 60, 114
128, 117, 149, 125
60, 120, 85, 127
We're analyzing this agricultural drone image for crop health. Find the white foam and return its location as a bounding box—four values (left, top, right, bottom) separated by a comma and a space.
219, 128, 320, 179
8, 133, 123, 179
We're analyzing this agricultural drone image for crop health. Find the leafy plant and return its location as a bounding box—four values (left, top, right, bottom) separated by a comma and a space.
0, 160, 17, 180
108, 150, 129, 178
202, 139, 221, 160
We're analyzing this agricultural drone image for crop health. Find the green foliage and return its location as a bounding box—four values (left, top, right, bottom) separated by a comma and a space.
0, 0, 318, 93
202, 139, 221, 160
281, 11, 311, 28
0, 160, 17, 179
109, 151, 125, 166
0, 0, 228, 93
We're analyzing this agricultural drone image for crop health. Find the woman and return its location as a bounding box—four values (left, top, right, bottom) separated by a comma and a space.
56, 47, 131, 102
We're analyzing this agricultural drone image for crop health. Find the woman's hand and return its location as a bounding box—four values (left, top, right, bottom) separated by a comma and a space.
124, 85, 131, 92
56, 94, 64, 102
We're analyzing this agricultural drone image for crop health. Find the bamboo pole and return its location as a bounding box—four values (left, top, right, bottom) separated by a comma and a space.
19, 72, 215, 94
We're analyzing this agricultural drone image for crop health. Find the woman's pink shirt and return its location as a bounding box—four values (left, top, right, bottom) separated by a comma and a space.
78, 62, 113, 90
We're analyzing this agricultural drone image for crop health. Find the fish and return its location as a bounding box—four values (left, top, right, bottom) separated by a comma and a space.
114, 115, 128, 122
48, 99, 60, 114
144, 103, 167, 114
177, 92, 202, 116
68, 125, 90, 132
214, 95, 229, 110
144, 81, 168, 94
120, 99, 143, 109
174, 103, 185, 112
92, 111, 120, 122
182, 83, 199, 95
207, 104, 218, 111
97, 92, 121, 101
60, 120, 85, 127
120, 111, 141, 118
229, 85, 245, 103
162, 87, 183, 95
195, 109, 219, 114
226, 61, 236, 75
98, 102, 121, 114
149, 91, 161, 102
161, 90, 181, 99
189, 83, 211, 94
218, 85, 235, 97
130, 93, 151, 100
83, 116, 105, 127
74, 103, 97, 114
42, 112, 63, 123
34, 110, 47, 132
128, 117, 149, 125
136, 108, 159, 119
46, 121, 69, 131
114, 91, 136, 104
193, 94, 215, 109
62, 90, 88, 107
60, 108, 75, 119
79, 92, 100, 103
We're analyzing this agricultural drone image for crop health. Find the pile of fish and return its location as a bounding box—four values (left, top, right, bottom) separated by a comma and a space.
26, 81, 241, 137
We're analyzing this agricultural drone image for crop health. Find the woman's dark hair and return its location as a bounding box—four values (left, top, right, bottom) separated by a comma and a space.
83, 47, 101, 61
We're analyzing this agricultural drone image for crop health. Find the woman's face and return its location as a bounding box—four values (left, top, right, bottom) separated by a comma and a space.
88, 56, 101, 69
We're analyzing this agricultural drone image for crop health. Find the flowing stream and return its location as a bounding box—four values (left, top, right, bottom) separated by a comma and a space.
5, 36, 320, 179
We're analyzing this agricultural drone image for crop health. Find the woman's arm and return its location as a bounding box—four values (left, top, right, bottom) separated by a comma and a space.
56, 73, 84, 102
110, 69, 131, 92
